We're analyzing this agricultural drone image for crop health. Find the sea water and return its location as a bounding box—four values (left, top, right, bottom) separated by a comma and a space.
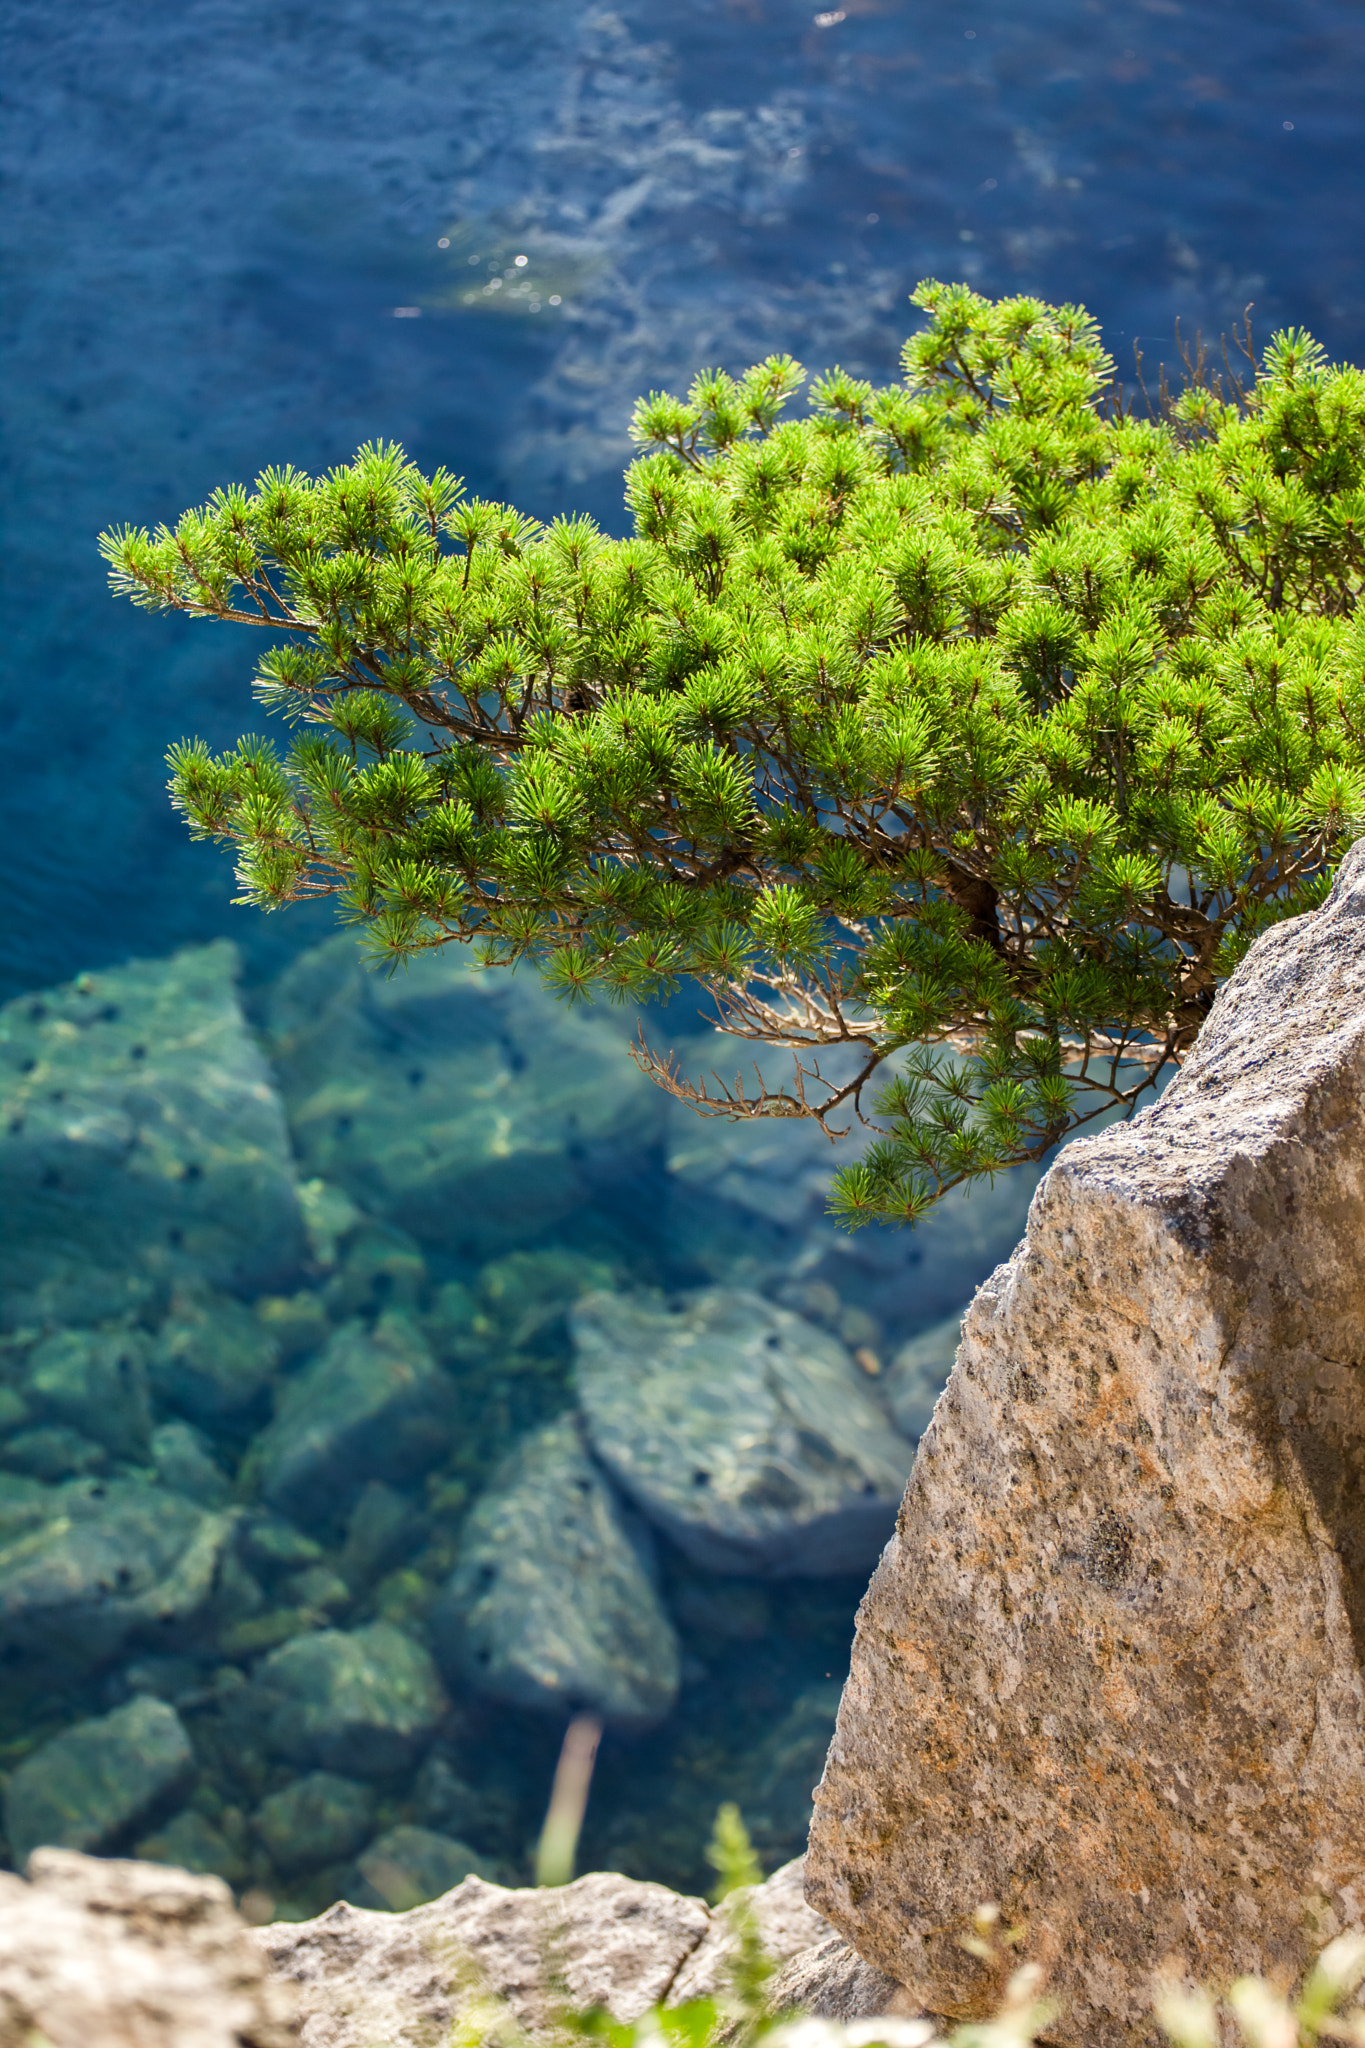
0, 0, 1360, 1907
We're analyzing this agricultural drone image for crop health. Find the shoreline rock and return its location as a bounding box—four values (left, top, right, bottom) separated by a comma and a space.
807, 843, 1365, 2042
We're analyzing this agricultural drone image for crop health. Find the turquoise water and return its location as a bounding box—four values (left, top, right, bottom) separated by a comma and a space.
1, 0, 1362, 1906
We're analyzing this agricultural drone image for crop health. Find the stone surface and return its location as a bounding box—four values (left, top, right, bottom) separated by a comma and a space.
252, 1310, 453, 1530
254, 1773, 377, 1880
256, 1622, 447, 1779
4, 1696, 194, 1863
882, 1312, 963, 1442
671, 1857, 834, 2003
572, 1288, 914, 1575
152, 1419, 234, 1508
433, 1415, 680, 1727
0, 1847, 299, 2047
0, 1474, 233, 1678
0, 942, 304, 1328
134, 1807, 251, 1888
255, 1868, 713, 2045
262, 936, 664, 1260
807, 844, 1365, 2043
21, 1323, 153, 1460
351, 1824, 495, 1910
150, 1289, 283, 1426
767, 1937, 910, 2025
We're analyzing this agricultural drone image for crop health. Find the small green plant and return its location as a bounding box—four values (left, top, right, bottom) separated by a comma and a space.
1157, 1930, 1365, 2048
102, 284, 1365, 1225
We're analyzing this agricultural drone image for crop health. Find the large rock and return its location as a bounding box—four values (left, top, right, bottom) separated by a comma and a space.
256, 1856, 842, 2045
807, 845, 1365, 2043
253, 1772, 376, 1879
0, 1850, 299, 2048
0, 1474, 233, 1678
251, 1311, 453, 1529
261, 936, 664, 1260
256, 1869, 712, 2044
150, 1288, 283, 1426
21, 1323, 153, 1460
255, 1622, 446, 1779
0, 942, 304, 1328
4, 1697, 194, 1863
433, 1416, 680, 1727
572, 1289, 914, 1575
351, 1824, 495, 1910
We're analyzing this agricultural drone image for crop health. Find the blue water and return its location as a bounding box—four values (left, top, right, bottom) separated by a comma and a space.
4, 0, 1364, 1000
1, 0, 1363, 1908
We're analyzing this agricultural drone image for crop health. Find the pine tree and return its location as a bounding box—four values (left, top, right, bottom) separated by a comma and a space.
101, 283, 1365, 1226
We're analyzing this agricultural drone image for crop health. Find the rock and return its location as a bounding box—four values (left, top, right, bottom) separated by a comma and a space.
0, 942, 304, 1329
261, 935, 663, 1260
0, 1848, 299, 2048
134, 1807, 250, 1888
254, 1773, 376, 1879
745, 1683, 843, 1865
671, 1857, 835, 2002
0, 1474, 233, 1678
152, 1420, 234, 1508
256, 1622, 446, 1779
351, 1824, 495, 1910
433, 1416, 679, 1727
4, 1697, 194, 1863
150, 1289, 282, 1426
252, 1310, 453, 1530
807, 845, 1365, 2044
1, 1423, 108, 1479
881, 1312, 963, 1442
571, 1289, 914, 1575
767, 1936, 911, 2024
255, 1868, 712, 2043
21, 1323, 153, 1459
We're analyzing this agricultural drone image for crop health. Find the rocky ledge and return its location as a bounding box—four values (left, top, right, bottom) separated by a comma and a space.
0, 1846, 900, 2048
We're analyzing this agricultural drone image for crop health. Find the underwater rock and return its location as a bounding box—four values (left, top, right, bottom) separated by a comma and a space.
572, 1289, 914, 1575
352, 1824, 495, 1910
261, 936, 663, 1260
0, 1423, 109, 1479
433, 1416, 679, 1728
151, 1420, 234, 1508
745, 1682, 844, 1865
0, 941, 304, 1329
256, 1621, 447, 1779
0, 1848, 300, 2048
253, 1772, 376, 1879
252, 1310, 453, 1530
21, 1323, 152, 1460
150, 1289, 282, 1426
881, 1311, 964, 1442
4, 1696, 194, 1863
807, 843, 1365, 2046
256, 1868, 713, 2044
134, 1807, 250, 1888
0, 1474, 233, 1678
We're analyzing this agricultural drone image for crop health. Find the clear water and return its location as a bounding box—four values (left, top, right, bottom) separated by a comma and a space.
1, 0, 1361, 1907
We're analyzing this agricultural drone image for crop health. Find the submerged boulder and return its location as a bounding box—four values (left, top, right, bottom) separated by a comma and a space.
252, 1310, 453, 1529
20, 1324, 153, 1461
253, 1771, 376, 1878
0, 1474, 233, 1678
807, 843, 1365, 2045
433, 1416, 679, 1727
572, 1289, 914, 1575
0, 941, 304, 1328
881, 1310, 963, 1442
261, 936, 663, 1259
4, 1696, 194, 1863
352, 1824, 495, 1910
256, 1621, 446, 1779
149, 1289, 282, 1426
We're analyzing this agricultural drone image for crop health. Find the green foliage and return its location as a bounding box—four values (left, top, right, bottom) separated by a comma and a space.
102, 281, 1365, 1224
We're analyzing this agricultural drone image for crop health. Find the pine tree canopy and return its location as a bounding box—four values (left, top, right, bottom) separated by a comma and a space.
101, 282, 1365, 1226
